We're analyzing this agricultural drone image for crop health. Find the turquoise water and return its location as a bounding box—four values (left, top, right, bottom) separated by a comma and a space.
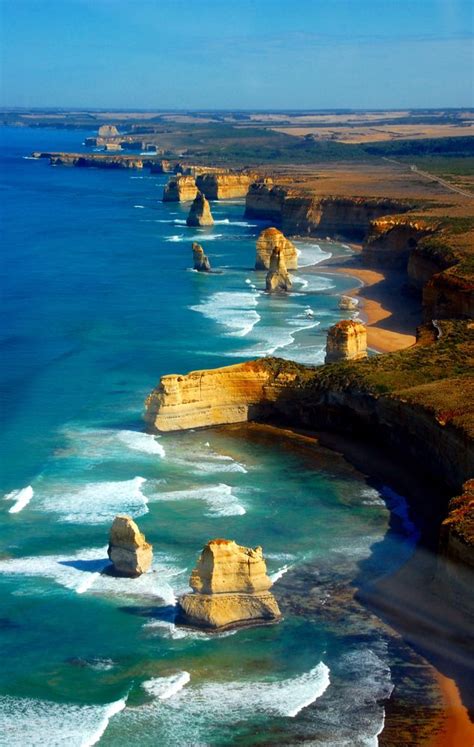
0, 128, 417, 746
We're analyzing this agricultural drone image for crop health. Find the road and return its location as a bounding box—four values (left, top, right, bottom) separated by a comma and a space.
382, 156, 473, 199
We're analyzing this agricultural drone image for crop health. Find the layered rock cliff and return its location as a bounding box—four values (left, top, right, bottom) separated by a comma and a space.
245, 181, 410, 239
266, 247, 292, 293
33, 152, 147, 169
186, 191, 214, 227
178, 539, 281, 629
195, 172, 258, 200
325, 321, 368, 363
255, 227, 298, 270
163, 175, 198, 202
362, 217, 434, 270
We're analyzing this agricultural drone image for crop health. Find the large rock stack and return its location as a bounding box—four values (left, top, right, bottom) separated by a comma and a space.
178, 539, 281, 629
255, 227, 298, 270
186, 191, 214, 227
325, 320, 368, 363
265, 247, 292, 293
192, 242, 211, 272
107, 515, 153, 577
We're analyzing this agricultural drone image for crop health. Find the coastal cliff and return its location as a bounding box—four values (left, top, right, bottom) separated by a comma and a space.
195, 172, 258, 199
32, 152, 148, 169
163, 175, 198, 202
245, 180, 410, 239
362, 217, 434, 270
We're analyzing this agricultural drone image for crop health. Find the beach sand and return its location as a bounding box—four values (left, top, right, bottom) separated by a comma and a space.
429, 674, 474, 747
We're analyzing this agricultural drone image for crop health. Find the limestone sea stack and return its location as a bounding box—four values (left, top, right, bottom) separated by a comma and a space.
178, 539, 281, 629
338, 295, 358, 311
192, 242, 211, 272
107, 515, 153, 577
325, 320, 368, 363
186, 191, 214, 227
266, 247, 292, 293
163, 175, 198, 202
255, 227, 298, 270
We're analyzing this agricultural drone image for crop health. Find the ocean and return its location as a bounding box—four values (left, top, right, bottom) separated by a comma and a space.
0, 127, 418, 745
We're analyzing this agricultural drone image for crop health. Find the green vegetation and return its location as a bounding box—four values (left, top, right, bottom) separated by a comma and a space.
363, 136, 474, 157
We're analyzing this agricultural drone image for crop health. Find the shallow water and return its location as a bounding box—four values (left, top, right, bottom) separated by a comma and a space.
0, 127, 416, 745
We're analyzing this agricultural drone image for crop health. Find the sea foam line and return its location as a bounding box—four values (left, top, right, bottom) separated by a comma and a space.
142, 672, 191, 701
4, 486, 34, 514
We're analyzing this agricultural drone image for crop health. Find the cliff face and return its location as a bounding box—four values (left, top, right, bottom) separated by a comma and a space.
325, 321, 367, 363
196, 172, 258, 200
362, 218, 435, 271
255, 227, 298, 270
163, 175, 198, 202
245, 182, 410, 239
423, 269, 474, 321
48, 153, 144, 169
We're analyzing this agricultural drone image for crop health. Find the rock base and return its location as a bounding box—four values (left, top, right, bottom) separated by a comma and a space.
178, 591, 281, 629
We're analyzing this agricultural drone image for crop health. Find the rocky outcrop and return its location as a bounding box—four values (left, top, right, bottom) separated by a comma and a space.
423, 270, 474, 321
149, 160, 173, 174
266, 247, 292, 293
178, 539, 281, 629
325, 321, 368, 363
437, 480, 474, 611
107, 515, 153, 577
163, 174, 198, 202
245, 182, 410, 239
38, 153, 145, 169
256, 227, 298, 270
186, 191, 214, 226
98, 124, 120, 139
195, 172, 258, 200
192, 242, 211, 272
338, 295, 358, 311
362, 218, 434, 270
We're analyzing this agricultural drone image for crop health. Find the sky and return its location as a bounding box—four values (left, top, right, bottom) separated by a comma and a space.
0, 0, 473, 110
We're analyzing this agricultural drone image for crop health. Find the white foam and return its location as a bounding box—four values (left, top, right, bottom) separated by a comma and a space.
116, 430, 165, 457
292, 274, 335, 292
150, 482, 245, 517
0, 546, 182, 603
0, 695, 126, 747
133, 204, 145, 208
270, 564, 292, 583
190, 290, 260, 338
165, 233, 223, 243
295, 242, 332, 268
4, 485, 34, 514
142, 672, 191, 700
40, 476, 148, 524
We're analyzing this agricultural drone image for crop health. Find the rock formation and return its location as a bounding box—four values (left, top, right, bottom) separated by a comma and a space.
338, 295, 358, 311
178, 539, 281, 629
192, 242, 211, 272
163, 175, 198, 202
325, 320, 368, 363
98, 124, 120, 139
362, 217, 434, 270
266, 247, 292, 293
107, 515, 153, 577
195, 172, 258, 200
186, 191, 214, 227
255, 227, 298, 270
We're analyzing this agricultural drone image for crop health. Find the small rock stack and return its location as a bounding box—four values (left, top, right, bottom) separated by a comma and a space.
192, 242, 211, 272
265, 247, 292, 293
107, 515, 153, 577
178, 539, 281, 629
255, 227, 298, 270
325, 320, 368, 363
186, 191, 214, 226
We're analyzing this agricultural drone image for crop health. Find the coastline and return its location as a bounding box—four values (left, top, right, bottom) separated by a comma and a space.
315, 242, 420, 353
218, 422, 474, 746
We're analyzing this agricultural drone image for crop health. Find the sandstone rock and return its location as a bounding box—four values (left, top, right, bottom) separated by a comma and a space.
338, 295, 358, 311
266, 247, 292, 293
107, 515, 153, 577
255, 227, 298, 270
178, 539, 281, 629
192, 242, 211, 272
325, 320, 368, 363
186, 191, 214, 227
98, 124, 120, 139
163, 175, 198, 202
195, 172, 258, 200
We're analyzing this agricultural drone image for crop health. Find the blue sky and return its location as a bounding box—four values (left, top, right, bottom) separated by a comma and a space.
0, 0, 472, 109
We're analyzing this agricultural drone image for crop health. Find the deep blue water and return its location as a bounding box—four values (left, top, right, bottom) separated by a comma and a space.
0, 127, 416, 746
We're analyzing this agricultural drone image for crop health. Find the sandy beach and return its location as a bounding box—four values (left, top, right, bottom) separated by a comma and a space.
317, 246, 421, 353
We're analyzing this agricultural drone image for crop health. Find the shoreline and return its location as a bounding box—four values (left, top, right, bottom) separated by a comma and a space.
219, 422, 474, 746
313, 241, 420, 353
